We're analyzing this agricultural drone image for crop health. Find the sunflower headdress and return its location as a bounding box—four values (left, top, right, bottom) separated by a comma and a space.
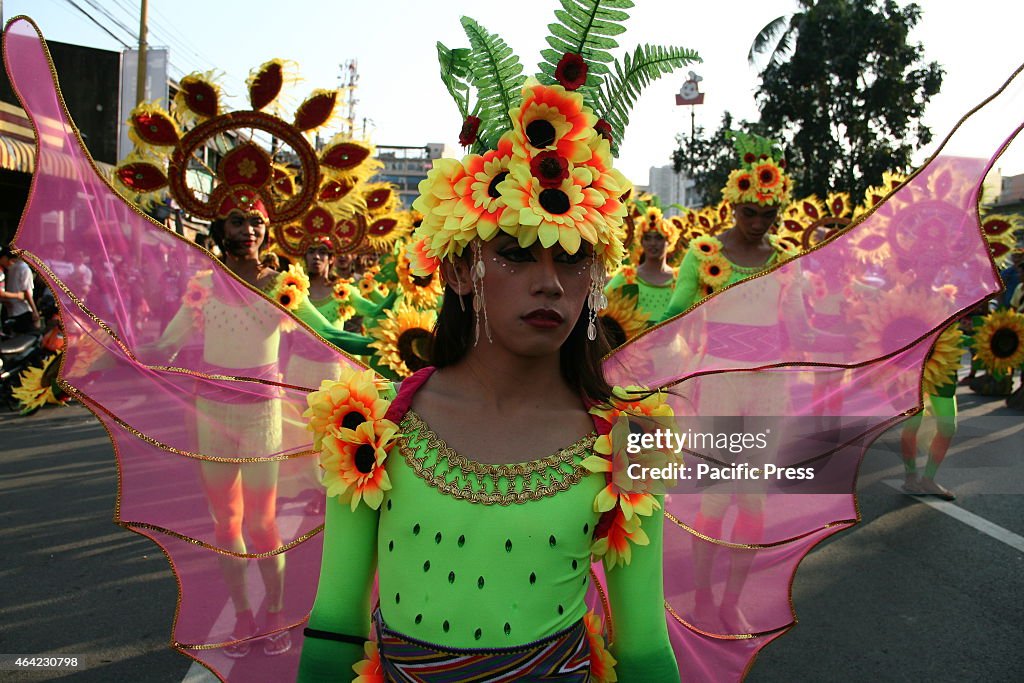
721, 131, 792, 208
408, 3, 700, 277
114, 61, 340, 230
632, 196, 680, 252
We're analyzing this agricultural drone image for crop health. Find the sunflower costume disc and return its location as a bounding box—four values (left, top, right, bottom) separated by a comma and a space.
972, 309, 1024, 376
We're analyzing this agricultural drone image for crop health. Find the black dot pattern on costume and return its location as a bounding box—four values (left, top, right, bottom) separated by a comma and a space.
504, 622, 512, 636
572, 559, 578, 570
549, 535, 556, 547
505, 539, 512, 553
388, 540, 394, 552
415, 614, 422, 624
458, 535, 466, 547
474, 628, 482, 641
413, 524, 420, 535
395, 593, 400, 604
448, 571, 456, 584
443, 620, 450, 633
423, 560, 430, 572
529, 572, 536, 585
435, 532, 442, 544
583, 523, 590, 535
478, 576, 485, 589
557, 604, 564, 615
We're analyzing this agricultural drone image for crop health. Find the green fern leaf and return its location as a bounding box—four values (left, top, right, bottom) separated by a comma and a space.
537, 0, 635, 86
436, 42, 472, 119
461, 17, 527, 149
595, 43, 701, 154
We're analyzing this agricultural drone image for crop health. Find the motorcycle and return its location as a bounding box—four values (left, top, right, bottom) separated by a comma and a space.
0, 286, 61, 411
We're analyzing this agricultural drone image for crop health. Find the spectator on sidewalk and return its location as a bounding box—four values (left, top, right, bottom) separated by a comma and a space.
0, 245, 40, 333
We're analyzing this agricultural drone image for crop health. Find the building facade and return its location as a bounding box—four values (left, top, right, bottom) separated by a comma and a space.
374, 143, 452, 209
647, 164, 695, 214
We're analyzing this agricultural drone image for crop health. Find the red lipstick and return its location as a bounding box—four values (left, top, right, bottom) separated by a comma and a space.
522, 309, 564, 329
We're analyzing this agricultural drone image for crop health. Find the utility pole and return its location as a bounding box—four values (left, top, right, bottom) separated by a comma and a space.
135, 0, 148, 105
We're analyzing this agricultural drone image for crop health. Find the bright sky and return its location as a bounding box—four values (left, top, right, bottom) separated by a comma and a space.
5, 0, 1023, 186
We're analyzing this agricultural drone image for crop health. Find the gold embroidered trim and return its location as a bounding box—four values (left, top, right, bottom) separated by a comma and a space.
396, 411, 595, 505
664, 601, 790, 640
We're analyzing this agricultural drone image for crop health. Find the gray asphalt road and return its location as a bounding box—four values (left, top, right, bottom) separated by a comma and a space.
1, 384, 1021, 682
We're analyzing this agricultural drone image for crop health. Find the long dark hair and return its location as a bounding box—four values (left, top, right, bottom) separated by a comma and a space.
430, 283, 614, 404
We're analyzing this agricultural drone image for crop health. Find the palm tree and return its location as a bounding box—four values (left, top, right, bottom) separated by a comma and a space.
747, 1, 817, 69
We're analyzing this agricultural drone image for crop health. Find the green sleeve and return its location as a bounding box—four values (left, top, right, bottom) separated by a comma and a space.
661, 249, 700, 321
605, 271, 626, 295
605, 503, 679, 682
347, 284, 382, 319
296, 496, 380, 682
294, 296, 375, 355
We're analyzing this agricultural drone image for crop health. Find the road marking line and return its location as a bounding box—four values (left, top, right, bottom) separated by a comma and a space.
884, 480, 1024, 553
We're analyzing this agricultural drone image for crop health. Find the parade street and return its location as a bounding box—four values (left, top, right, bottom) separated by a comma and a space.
1, 381, 1021, 683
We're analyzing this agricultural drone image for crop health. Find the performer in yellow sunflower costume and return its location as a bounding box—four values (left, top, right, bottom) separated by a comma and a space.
604, 202, 679, 330
661, 131, 797, 320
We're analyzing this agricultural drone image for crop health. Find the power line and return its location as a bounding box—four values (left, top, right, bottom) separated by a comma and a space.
59, 0, 130, 47
79, 0, 138, 44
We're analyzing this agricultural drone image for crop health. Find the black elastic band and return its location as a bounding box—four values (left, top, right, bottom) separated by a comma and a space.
302, 627, 367, 646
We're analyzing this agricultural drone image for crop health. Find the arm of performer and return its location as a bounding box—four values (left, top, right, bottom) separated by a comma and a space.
296, 496, 380, 682
605, 499, 679, 681
292, 295, 376, 355
661, 249, 699, 322
604, 271, 625, 295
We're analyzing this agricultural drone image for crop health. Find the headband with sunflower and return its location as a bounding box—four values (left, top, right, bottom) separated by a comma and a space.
407, 2, 701, 278
721, 131, 792, 207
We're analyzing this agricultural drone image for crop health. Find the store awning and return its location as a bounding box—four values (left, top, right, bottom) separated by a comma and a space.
0, 133, 115, 180
0, 133, 35, 174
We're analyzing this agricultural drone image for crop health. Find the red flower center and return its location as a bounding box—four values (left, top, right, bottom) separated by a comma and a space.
530, 151, 569, 188
738, 178, 751, 191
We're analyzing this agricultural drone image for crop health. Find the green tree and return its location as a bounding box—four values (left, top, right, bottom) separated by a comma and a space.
752, 0, 943, 200
671, 112, 762, 207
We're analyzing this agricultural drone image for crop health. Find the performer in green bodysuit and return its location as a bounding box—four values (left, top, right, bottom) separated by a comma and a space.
605, 205, 679, 324
661, 132, 798, 321
296, 9, 700, 677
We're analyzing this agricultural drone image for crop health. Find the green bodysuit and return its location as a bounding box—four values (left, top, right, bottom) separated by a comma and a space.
662, 245, 782, 321
297, 383, 678, 682
605, 271, 676, 324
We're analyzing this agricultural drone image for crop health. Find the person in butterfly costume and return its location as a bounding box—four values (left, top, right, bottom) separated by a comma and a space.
4, 8, 1019, 682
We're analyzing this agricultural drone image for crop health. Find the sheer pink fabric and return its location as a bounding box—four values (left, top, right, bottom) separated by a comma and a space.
5, 18, 362, 680
601, 74, 1023, 683
7, 14, 1023, 683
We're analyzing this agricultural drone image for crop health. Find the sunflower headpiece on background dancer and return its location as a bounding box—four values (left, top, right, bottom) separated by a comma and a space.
721, 130, 793, 208
113, 60, 343, 237
406, 2, 700, 339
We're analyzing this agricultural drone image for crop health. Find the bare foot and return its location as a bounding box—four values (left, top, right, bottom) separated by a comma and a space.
916, 477, 955, 501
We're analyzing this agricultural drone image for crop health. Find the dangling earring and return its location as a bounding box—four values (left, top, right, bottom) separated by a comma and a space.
471, 239, 492, 345
453, 259, 467, 313
586, 258, 608, 341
